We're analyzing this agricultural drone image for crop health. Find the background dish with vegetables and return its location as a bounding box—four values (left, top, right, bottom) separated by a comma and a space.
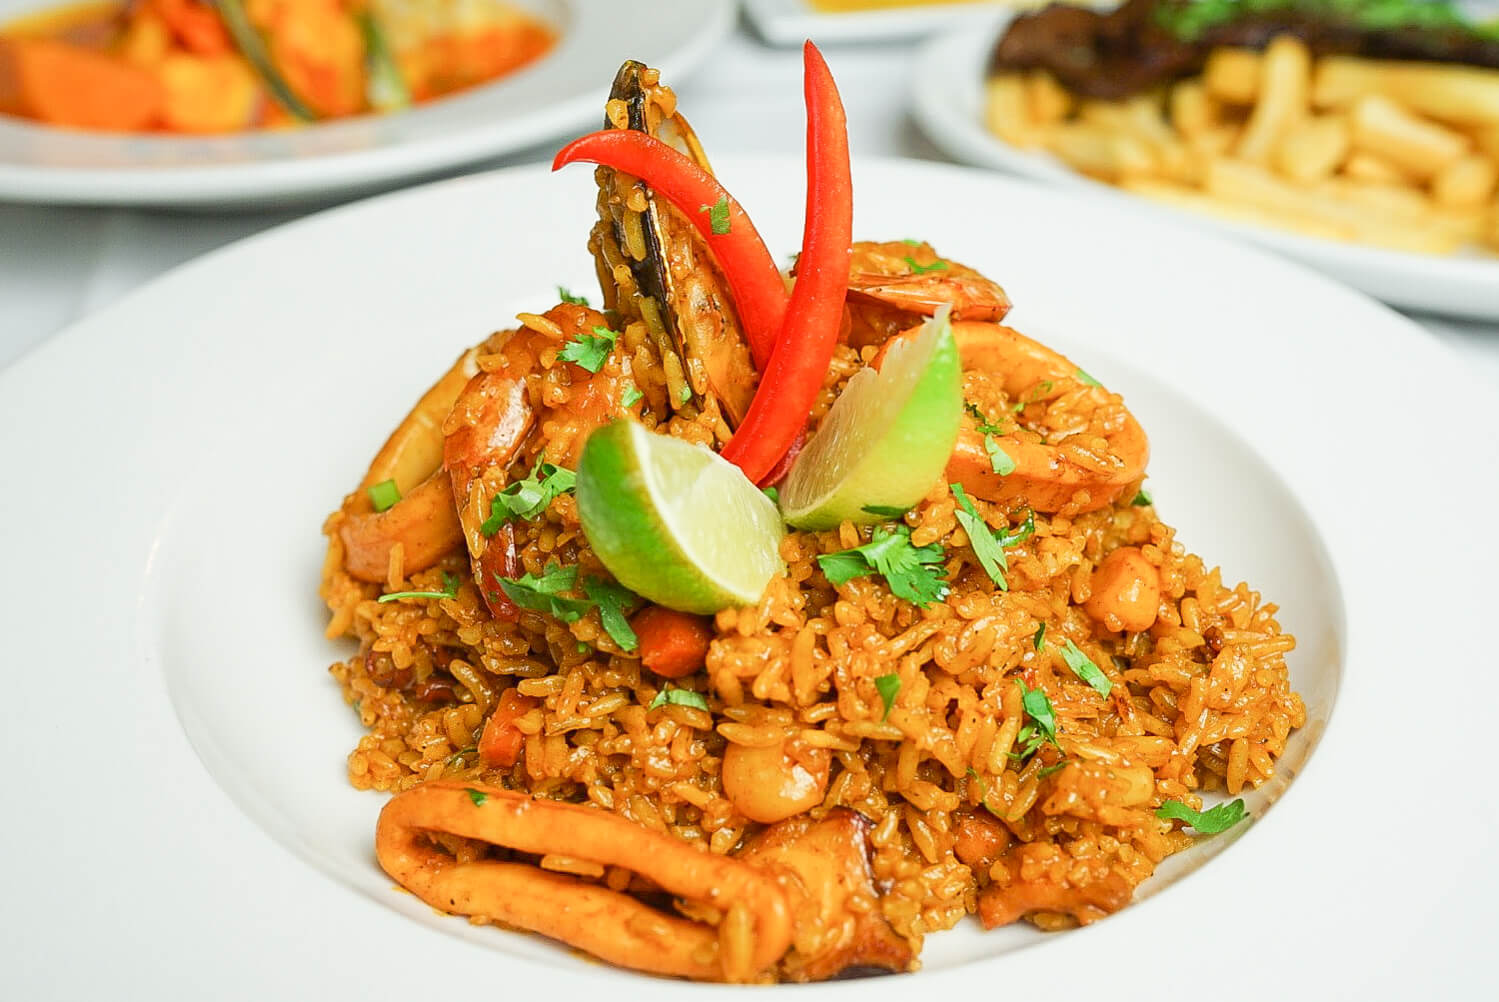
321, 46, 1304, 983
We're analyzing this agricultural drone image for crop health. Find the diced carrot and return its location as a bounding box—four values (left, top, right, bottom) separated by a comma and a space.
0, 37, 163, 131
478, 690, 539, 768
147, 0, 232, 56
157, 53, 259, 133
118, 12, 173, 68
632, 606, 715, 679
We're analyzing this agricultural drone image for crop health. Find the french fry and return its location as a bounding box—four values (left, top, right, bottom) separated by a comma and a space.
1342, 151, 1414, 185
1170, 79, 1219, 137
1119, 176, 1349, 241
1471, 125, 1499, 161
1273, 113, 1348, 184
1203, 48, 1260, 105
984, 75, 1039, 148
1432, 154, 1499, 208
1312, 57, 1499, 127
1046, 121, 1156, 180
1025, 70, 1072, 127
1349, 94, 1469, 178
1236, 36, 1311, 163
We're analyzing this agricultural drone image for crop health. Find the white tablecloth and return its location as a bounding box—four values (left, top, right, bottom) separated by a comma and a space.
3, 19, 1498, 388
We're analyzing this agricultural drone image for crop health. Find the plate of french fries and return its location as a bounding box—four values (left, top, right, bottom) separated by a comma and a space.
911, 11, 1499, 320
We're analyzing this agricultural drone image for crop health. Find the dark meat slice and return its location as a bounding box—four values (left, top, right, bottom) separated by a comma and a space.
739, 809, 914, 981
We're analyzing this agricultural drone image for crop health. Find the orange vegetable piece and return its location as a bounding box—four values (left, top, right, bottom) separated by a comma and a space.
478, 689, 539, 768
1083, 546, 1161, 633
0, 37, 163, 131
157, 53, 259, 133
148, 0, 232, 56
631, 606, 715, 679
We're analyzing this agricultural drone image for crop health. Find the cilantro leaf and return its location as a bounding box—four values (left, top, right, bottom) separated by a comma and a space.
861, 504, 908, 518
817, 524, 948, 606
1131, 488, 1153, 507
557, 286, 589, 306
951, 482, 1009, 591
901, 238, 922, 247
761, 486, 780, 504
379, 571, 461, 603
1019, 681, 1058, 745
996, 508, 1035, 549
1032, 622, 1046, 651
904, 255, 948, 275
367, 479, 400, 512
467, 788, 489, 806
699, 194, 731, 235
649, 686, 709, 711
621, 383, 643, 408
480, 461, 576, 535
582, 577, 639, 652
495, 564, 592, 622
1036, 760, 1069, 780
1060, 638, 1112, 699
874, 674, 900, 720
984, 436, 1016, 476
965, 400, 1004, 435
678, 383, 693, 404
558, 325, 619, 373
1156, 798, 1247, 834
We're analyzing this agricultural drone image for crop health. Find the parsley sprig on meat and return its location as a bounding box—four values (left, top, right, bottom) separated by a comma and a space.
818, 523, 949, 606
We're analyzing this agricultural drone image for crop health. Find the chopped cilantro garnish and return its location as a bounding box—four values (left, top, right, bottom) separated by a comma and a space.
649, 686, 710, 711
494, 564, 592, 622
582, 577, 639, 652
1032, 622, 1046, 651
557, 286, 589, 306
1131, 488, 1154, 507
997, 508, 1035, 549
1011, 379, 1053, 414
901, 238, 922, 247
1036, 760, 1069, 780
1156, 798, 1247, 834
678, 383, 693, 404
984, 436, 1016, 476
951, 483, 1010, 591
874, 673, 900, 720
467, 788, 489, 806
367, 479, 401, 512
621, 382, 643, 408
965, 400, 1004, 435
699, 195, 731, 235
1060, 638, 1112, 699
378, 571, 461, 603
904, 256, 948, 275
480, 461, 576, 535
1075, 368, 1101, 387
861, 504, 908, 518
558, 325, 619, 373
818, 524, 949, 607
762, 486, 780, 504
1019, 681, 1058, 745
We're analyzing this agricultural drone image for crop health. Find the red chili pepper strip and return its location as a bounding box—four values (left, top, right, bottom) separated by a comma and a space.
720, 41, 852, 485
552, 130, 785, 371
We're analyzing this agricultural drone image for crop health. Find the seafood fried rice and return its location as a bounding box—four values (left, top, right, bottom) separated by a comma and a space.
319, 48, 1304, 983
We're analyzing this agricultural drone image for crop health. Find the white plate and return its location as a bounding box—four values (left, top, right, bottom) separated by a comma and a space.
2, 157, 1497, 1000
910, 16, 1499, 322
744, 0, 1041, 45
0, 0, 732, 207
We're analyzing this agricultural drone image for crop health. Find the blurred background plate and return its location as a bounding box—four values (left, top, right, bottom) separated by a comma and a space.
910, 14, 1499, 322
0, 0, 733, 207
743, 0, 1058, 46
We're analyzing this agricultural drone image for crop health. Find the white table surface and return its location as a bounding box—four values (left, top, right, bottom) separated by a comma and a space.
2, 13, 1498, 388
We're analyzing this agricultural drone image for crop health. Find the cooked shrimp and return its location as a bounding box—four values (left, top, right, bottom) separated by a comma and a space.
843, 239, 1012, 348
375, 781, 794, 982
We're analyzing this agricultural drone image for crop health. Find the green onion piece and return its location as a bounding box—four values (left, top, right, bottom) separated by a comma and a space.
678, 383, 693, 404
357, 8, 410, 112
984, 436, 1016, 476
1075, 368, 1101, 387
1156, 798, 1247, 834
874, 673, 901, 720
904, 256, 949, 275
650, 687, 709, 711
367, 479, 401, 512
1060, 638, 1112, 699
378, 571, 461, 603
762, 486, 780, 504
211, 0, 317, 122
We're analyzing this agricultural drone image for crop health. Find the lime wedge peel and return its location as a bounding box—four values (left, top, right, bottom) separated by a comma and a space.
576, 420, 785, 615
778, 306, 963, 530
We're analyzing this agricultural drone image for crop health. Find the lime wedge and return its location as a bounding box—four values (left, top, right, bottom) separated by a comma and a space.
576, 420, 785, 614
779, 309, 962, 530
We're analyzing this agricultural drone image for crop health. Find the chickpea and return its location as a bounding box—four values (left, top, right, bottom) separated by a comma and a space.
953, 811, 1011, 868
721, 740, 830, 824
1083, 546, 1160, 633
